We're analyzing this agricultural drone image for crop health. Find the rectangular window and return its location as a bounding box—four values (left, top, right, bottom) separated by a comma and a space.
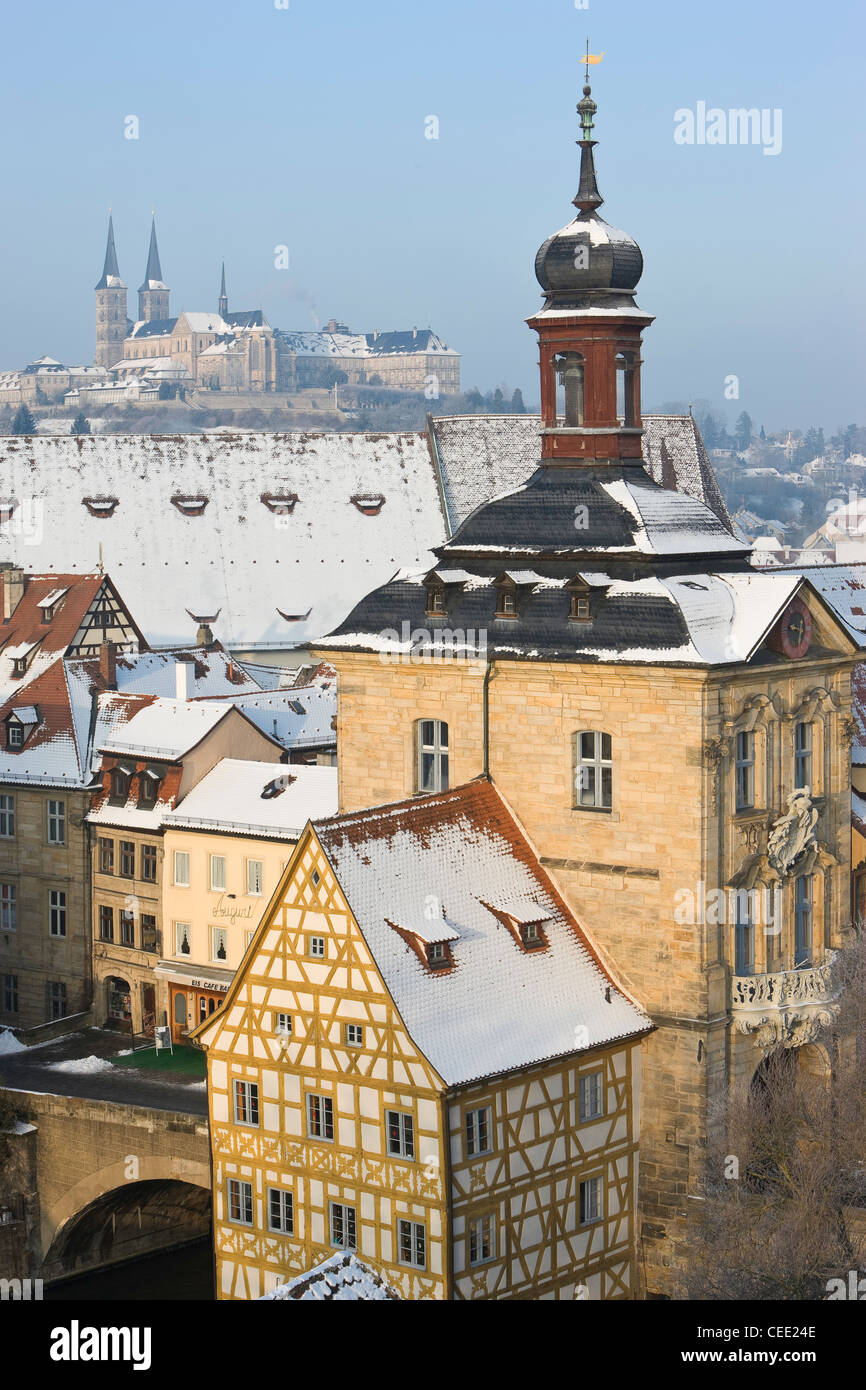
173, 851, 190, 887
175, 921, 191, 956
268, 1188, 294, 1235
244, 930, 255, 950
233, 1080, 259, 1127
120, 909, 135, 947
580, 1176, 603, 1225
141, 914, 158, 953
345, 1023, 363, 1047
579, 1071, 604, 1122
227, 1178, 253, 1226
210, 855, 226, 892
465, 1106, 492, 1157
247, 860, 263, 896
98, 837, 114, 874
306, 1093, 334, 1141
469, 1214, 496, 1266
418, 719, 449, 793
575, 731, 612, 809
119, 841, 135, 878
0, 884, 16, 933
49, 981, 67, 1021
47, 799, 66, 846
398, 1218, 426, 1269
734, 890, 755, 976
49, 890, 67, 938
3, 973, 18, 1013
795, 875, 813, 968
7, 724, 22, 749
211, 927, 227, 962
141, 844, 157, 883
735, 731, 755, 811
99, 904, 114, 942
307, 935, 325, 959
330, 1202, 356, 1250
274, 1012, 292, 1036
794, 721, 812, 791
386, 1109, 415, 1160
0, 795, 14, 838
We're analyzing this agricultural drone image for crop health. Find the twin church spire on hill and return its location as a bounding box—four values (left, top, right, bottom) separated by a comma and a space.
94, 214, 228, 367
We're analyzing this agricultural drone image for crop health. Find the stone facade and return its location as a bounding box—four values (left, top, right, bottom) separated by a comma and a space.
317, 619, 857, 1296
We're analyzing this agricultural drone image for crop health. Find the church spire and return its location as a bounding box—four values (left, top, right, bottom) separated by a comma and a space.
138, 215, 169, 323
219, 261, 228, 319
95, 212, 124, 290
139, 216, 165, 292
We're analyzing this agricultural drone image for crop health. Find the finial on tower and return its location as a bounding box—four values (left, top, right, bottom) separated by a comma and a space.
574, 44, 604, 214
219, 260, 228, 318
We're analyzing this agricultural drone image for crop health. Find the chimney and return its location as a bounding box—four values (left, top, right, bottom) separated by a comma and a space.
196, 620, 214, 648
99, 641, 117, 691
175, 661, 190, 702
3, 566, 25, 621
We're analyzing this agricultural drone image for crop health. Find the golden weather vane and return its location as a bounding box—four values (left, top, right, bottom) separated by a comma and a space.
583, 38, 605, 81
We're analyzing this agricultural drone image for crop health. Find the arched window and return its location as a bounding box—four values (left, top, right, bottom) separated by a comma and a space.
615, 351, 638, 427
554, 352, 585, 426
416, 720, 449, 793
574, 731, 612, 809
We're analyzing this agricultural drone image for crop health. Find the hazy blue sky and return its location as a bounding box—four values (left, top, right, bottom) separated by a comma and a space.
0, 0, 862, 430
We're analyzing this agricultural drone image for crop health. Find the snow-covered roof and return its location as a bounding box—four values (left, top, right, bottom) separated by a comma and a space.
192, 681, 336, 750
314, 781, 651, 1086
787, 563, 866, 644
164, 758, 337, 839
178, 312, 232, 334
97, 697, 241, 759
8, 705, 38, 724
0, 433, 447, 648
260, 1253, 400, 1301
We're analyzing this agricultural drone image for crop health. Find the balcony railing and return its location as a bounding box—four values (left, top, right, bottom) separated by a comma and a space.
731, 950, 840, 1046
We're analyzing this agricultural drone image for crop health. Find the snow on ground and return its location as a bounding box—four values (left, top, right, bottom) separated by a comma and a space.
0, 1028, 25, 1055
47, 1055, 116, 1074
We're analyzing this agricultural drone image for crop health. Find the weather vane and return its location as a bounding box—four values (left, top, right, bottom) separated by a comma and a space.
584, 38, 605, 81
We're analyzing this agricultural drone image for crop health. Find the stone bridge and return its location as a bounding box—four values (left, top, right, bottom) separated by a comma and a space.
1, 1088, 211, 1285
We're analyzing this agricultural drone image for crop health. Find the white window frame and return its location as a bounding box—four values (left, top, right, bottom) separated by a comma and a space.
233, 1079, 259, 1127
0, 883, 17, 933
330, 1201, 356, 1250
0, 795, 14, 839
468, 1214, 496, 1266
794, 721, 812, 791
274, 1012, 292, 1036
210, 855, 227, 892
465, 1105, 493, 1157
48, 889, 67, 938
175, 921, 191, 956
574, 731, 612, 810
397, 1218, 426, 1269
417, 719, 449, 793
306, 1092, 334, 1141
267, 1187, 294, 1235
47, 799, 66, 846
173, 850, 190, 887
345, 1023, 363, 1047
385, 1109, 415, 1160
246, 859, 264, 896
211, 926, 228, 963
227, 1178, 253, 1226
307, 935, 326, 959
579, 1070, 604, 1122
580, 1175, 603, 1226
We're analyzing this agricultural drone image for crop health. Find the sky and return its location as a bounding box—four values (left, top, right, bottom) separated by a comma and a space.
0, 0, 862, 432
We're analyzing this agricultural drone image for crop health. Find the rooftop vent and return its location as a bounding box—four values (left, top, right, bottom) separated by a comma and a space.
261, 493, 298, 515
82, 497, 119, 518
350, 494, 385, 516
171, 495, 209, 517
262, 773, 296, 800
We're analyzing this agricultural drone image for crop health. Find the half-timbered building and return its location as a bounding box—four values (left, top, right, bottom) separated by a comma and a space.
193, 779, 651, 1301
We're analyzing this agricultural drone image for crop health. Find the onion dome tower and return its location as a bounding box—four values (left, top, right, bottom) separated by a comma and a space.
94, 213, 127, 369
528, 75, 652, 468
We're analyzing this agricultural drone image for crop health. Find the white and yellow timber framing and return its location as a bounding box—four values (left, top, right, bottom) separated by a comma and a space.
192, 821, 644, 1301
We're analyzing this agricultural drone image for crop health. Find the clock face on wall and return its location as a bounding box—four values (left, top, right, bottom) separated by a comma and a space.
773, 596, 812, 659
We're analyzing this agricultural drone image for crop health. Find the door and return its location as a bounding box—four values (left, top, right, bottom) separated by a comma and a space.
172, 989, 187, 1042
141, 984, 156, 1038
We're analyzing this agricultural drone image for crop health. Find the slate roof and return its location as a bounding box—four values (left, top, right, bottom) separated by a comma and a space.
322, 566, 805, 667
225, 310, 266, 329
128, 317, 177, 339
314, 780, 652, 1087
260, 1253, 401, 1301
429, 414, 733, 533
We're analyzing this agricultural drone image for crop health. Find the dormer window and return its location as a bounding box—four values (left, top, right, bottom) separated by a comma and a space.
138, 771, 161, 809
426, 587, 446, 617
11, 659, 25, 678
520, 921, 546, 951
570, 593, 591, 621
496, 590, 517, 619
7, 725, 23, 750
109, 768, 131, 804
426, 941, 452, 970
5, 706, 38, 750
